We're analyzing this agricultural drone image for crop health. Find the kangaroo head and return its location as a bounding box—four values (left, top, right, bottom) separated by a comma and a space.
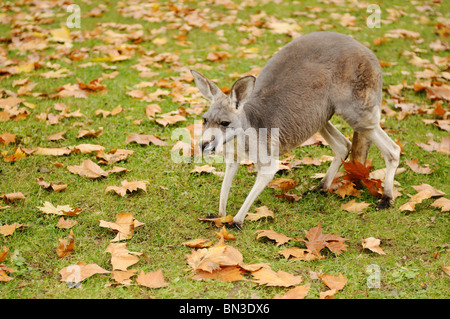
191, 70, 255, 154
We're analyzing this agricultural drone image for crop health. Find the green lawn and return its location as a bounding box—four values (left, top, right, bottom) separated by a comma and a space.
0, 0, 449, 299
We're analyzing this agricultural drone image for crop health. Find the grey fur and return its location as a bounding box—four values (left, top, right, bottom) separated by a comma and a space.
192, 31, 401, 226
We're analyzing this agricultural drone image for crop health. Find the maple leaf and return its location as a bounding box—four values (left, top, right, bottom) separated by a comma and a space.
0, 192, 25, 202
56, 217, 78, 229
99, 212, 145, 242
431, 197, 450, 212
297, 223, 348, 256
126, 133, 167, 146
37, 178, 67, 192
278, 247, 323, 261
0, 132, 16, 146
362, 237, 386, 255
268, 178, 298, 192
320, 273, 348, 292
37, 201, 81, 216
251, 267, 303, 287
198, 215, 234, 227
105, 243, 144, 271
33, 147, 71, 156
273, 284, 310, 299
399, 190, 433, 211
185, 241, 243, 273
411, 184, 445, 197
56, 230, 75, 258
215, 227, 236, 241
405, 158, 433, 175
59, 262, 110, 285
0, 223, 25, 237
183, 238, 214, 248
105, 180, 148, 196
76, 127, 103, 139
255, 230, 291, 247
192, 266, 244, 283
136, 269, 169, 288
2, 148, 26, 162
341, 160, 383, 197
340, 199, 371, 213
245, 206, 275, 221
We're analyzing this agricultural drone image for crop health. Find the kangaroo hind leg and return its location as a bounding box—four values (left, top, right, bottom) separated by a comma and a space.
315, 121, 352, 192
360, 125, 400, 209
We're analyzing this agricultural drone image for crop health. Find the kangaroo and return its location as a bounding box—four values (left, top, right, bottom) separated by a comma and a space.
191, 31, 401, 227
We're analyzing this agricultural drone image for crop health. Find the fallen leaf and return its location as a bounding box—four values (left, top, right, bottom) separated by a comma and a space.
0, 223, 25, 237
126, 133, 167, 146
136, 269, 169, 288
105, 243, 144, 271
0, 192, 25, 202
255, 230, 291, 246
105, 180, 148, 196
320, 273, 348, 291
37, 178, 67, 192
297, 223, 348, 256
362, 237, 386, 255
100, 212, 145, 242
251, 267, 303, 287
56, 217, 78, 229
319, 289, 338, 299
198, 215, 234, 227
183, 238, 214, 248
341, 199, 371, 213
37, 201, 81, 216
245, 206, 275, 221
215, 227, 236, 241
268, 178, 298, 192
33, 147, 71, 156
76, 127, 103, 139
56, 230, 75, 258
273, 284, 310, 299
278, 247, 323, 261
59, 262, 110, 284
399, 190, 433, 211
67, 159, 108, 179
0, 132, 16, 146
431, 197, 450, 212
411, 184, 445, 197
405, 158, 433, 175
185, 241, 243, 273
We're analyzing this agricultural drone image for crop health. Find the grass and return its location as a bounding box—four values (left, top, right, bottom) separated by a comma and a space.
0, 0, 449, 299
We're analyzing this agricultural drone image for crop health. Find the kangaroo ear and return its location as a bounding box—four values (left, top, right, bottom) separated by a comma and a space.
191, 70, 224, 102
230, 76, 255, 111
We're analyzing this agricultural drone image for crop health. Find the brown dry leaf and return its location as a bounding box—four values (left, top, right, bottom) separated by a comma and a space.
0, 192, 25, 202
206, 51, 231, 62
198, 215, 234, 227
431, 197, 450, 212
105, 180, 148, 196
99, 212, 145, 242
362, 237, 386, 255
320, 273, 348, 291
251, 267, 303, 287
342, 160, 383, 197
46, 131, 66, 141
411, 184, 445, 197
426, 85, 450, 101
37, 178, 67, 192
67, 159, 108, 179
0, 132, 16, 146
442, 266, 450, 277
96, 148, 134, 164
215, 227, 236, 241
274, 193, 302, 201
56, 217, 78, 229
273, 284, 310, 299
111, 269, 137, 285
155, 113, 187, 127
76, 127, 103, 139
334, 180, 362, 198
105, 242, 144, 271
33, 147, 71, 156
126, 133, 167, 146
2, 148, 26, 162
297, 223, 348, 256
145, 104, 162, 118
190, 164, 224, 177
0, 246, 8, 263
255, 229, 291, 247
185, 241, 244, 274
136, 269, 169, 288
341, 199, 371, 213
245, 206, 275, 221
192, 266, 244, 283
183, 238, 214, 248
320, 289, 338, 299
73, 144, 105, 154
405, 158, 433, 175
399, 190, 433, 211
0, 223, 25, 237
37, 201, 81, 216
56, 230, 75, 258
77, 78, 107, 93
59, 262, 110, 284
268, 178, 298, 192
278, 247, 323, 261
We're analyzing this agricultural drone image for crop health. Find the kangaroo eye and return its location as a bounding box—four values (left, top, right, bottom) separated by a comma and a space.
220, 121, 231, 127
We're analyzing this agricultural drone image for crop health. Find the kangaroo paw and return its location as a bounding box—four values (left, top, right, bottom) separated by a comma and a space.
376, 195, 393, 210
